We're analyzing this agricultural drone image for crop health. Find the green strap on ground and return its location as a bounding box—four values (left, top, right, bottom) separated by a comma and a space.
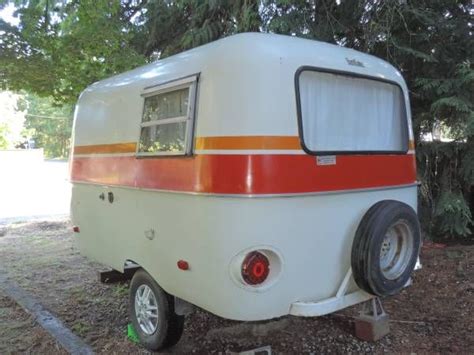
127, 324, 139, 344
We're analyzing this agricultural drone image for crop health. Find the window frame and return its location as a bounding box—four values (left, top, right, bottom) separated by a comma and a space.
294, 66, 409, 156
136, 74, 199, 157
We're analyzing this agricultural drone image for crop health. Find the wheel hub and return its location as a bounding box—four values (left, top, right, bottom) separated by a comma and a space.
135, 284, 159, 335
379, 220, 414, 280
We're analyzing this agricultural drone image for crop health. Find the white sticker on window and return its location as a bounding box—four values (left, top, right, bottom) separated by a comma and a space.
316, 155, 336, 166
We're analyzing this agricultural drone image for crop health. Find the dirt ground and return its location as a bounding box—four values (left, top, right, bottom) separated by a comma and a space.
0, 219, 472, 354
0, 292, 66, 354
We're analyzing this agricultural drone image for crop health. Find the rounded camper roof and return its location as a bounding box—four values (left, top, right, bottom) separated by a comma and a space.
75, 32, 411, 147
84, 32, 406, 94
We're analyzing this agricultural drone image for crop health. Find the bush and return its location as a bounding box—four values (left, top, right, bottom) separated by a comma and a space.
417, 142, 473, 241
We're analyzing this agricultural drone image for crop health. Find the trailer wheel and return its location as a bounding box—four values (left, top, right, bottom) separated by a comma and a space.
351, 200, 421, 297
129, 269, 184, 350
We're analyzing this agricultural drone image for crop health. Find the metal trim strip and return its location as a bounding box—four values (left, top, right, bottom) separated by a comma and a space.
70, 181, 419, 199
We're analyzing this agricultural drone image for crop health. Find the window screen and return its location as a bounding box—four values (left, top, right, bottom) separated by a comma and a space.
138, 76, 197, 156
298, 70, 408, 153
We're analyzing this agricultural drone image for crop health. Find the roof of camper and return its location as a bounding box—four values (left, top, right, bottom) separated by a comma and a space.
85, 32, 405, 93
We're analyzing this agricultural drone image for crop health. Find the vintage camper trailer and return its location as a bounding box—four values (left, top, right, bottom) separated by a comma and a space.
70, 33, 421, 350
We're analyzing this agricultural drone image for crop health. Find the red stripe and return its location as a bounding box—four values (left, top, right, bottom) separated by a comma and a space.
71, 154, 416, 194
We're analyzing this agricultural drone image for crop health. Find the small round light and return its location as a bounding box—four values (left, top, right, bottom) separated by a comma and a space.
177, 260, 189, 270
241, 251, 270, 285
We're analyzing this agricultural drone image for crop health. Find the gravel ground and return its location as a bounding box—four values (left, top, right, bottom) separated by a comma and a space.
0, 219, 472, 353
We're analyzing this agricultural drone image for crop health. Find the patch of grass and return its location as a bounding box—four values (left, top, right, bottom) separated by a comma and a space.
30, 237, 52, 246
21, 255, 57, 268
91, 295, 108, 307
113, 283, 129, 297
69, 287, 88, 303
71, 321, 90, 337
0, 307, 8, 317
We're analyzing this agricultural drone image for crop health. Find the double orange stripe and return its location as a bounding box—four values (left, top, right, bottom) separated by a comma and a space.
74, 136, 302, 155
74, 136, 415, 155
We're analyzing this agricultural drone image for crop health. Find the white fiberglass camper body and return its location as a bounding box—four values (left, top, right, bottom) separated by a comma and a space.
70, 33, 421, 350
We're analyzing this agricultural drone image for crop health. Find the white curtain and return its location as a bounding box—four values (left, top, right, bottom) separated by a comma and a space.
299, 71, 408, 152
143, 88, 189, 122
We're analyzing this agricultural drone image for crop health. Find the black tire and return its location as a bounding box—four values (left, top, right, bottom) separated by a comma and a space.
129, 269, 184, 351
351, 200, 421, 297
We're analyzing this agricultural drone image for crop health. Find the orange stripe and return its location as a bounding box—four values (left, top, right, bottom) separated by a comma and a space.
74, 136, 302, 155
74, 137, 414, 155
195, 136, 301, 150
408, 140, 415, 150
74, 143, 137, 155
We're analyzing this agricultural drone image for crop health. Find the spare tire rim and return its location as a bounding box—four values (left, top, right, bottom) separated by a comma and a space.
135, 284, 159, 335
380, 220, 414, 280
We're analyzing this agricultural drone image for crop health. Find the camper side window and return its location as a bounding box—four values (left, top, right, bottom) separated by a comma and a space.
137, 76, 198, 156
297, 69, 409, 154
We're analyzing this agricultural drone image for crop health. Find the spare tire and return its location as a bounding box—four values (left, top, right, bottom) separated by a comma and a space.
351, 200, 421, 297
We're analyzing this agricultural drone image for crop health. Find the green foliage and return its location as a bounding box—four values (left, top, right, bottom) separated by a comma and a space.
18, 93, 74, 158
1, 0, 147, 103
0, 123, 9, 149
113, 283, 129, 297
418, 142, 473, 239
435, 191, 472, 236
140, 0, 262, 57
264, 0, 366, 44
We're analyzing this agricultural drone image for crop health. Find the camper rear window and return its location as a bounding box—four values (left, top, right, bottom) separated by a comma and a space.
296, 69, 409, 154
138, 76, 198, 156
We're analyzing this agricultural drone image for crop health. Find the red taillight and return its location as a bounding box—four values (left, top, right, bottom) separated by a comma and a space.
241, 251, 270, 285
